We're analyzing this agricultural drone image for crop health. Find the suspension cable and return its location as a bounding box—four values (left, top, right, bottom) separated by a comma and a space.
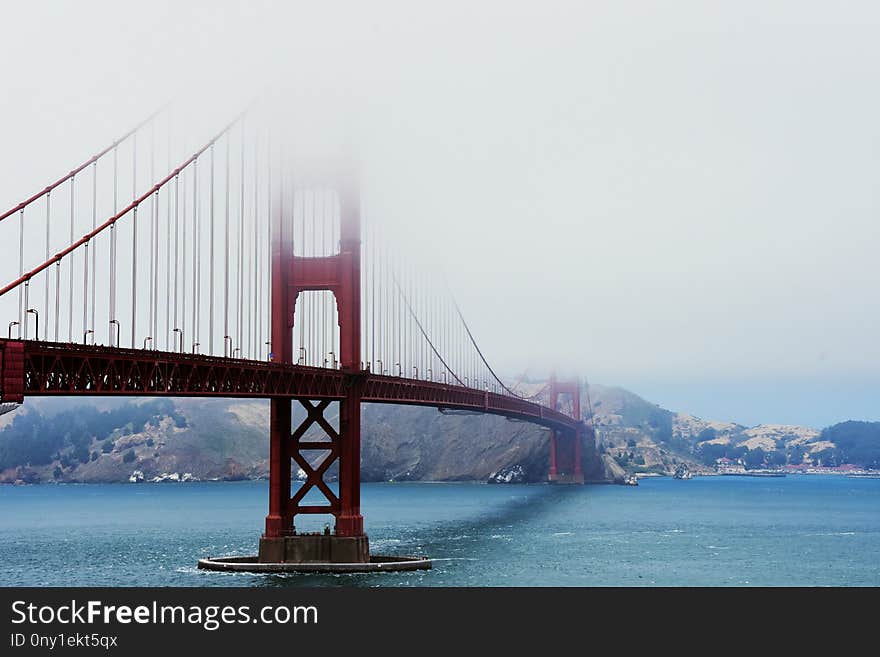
392, 272, 465, 387
0, 107, 166, 224
449, 294, 522, 397
0, 111, 247, 346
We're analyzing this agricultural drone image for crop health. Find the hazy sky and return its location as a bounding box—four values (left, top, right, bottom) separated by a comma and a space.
0, 1, 878, 427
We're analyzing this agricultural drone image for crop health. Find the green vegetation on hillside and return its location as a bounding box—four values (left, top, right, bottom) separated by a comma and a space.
815, 421, 880, 469
690, 421, 880, 469
0, 400, 187, 471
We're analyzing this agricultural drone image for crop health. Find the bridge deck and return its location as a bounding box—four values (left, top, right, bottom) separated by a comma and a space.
0, 340, 580, 433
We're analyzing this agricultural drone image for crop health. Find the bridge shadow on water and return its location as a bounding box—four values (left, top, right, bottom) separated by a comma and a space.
241, 483, 596, 588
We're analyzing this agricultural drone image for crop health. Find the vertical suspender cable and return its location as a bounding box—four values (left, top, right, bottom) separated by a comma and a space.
253, 137, 259, 358
329, 190, 335, 363
359, 198, 364, 367
298, 188, 305, 362
155, 121, 161, 348
404, 256, 409, 375
237, 121, 245, 357
150, 119, 155, 344
148, 199, 154, 347
192, 158, 199, 351
153, 191, 159, 346
419, 267, 423, 377
131, 204, 138, 349
224, 135, 230, 356
54, 256, 60, 341
244, 131, 251, 359
370, 210, 375, 369
148, 121, 155, 348
390, 248, 395, 373
309, 190, 314, 365
173, 174, 179, 348
320, 188, 326, 365
110, 146, 117, 345
397, 254, 402, 375
131, 132, 138, 349
386, 239, 391, 370
251, 136, 258, 359
265, 132, 271, 359
68, 177, 74, 341
82, 193, 89, 342
180, 168, 187, 352
209, 143, 215, 355
165, 114, 172, 349
18, 209, 24, 333
44, 192, 50, 340
378, 228, 383, 371
90, 161, 96, 341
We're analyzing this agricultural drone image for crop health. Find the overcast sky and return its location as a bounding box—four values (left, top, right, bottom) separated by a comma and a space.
0, 1, 877, 428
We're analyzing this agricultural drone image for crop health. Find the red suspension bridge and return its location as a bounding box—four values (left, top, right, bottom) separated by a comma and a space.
0, 106, 593, 570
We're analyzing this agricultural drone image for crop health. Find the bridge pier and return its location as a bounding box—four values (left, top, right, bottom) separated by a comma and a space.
263, 397, 293, 539
204, 172, 427, 573
547, 376, 585, 485
548, 428, 585, 485
259, 386, 368, 564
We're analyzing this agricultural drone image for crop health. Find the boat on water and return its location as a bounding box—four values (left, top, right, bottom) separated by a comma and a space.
720, 471, 786, 477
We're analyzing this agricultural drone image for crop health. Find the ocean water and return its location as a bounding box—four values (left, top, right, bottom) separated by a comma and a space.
0, 476, 877, 586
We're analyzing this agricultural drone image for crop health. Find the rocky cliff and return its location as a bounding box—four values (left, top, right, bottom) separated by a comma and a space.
2, 382, 872, 485
0, 397, 612, 485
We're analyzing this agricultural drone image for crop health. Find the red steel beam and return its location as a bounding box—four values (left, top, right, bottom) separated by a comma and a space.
0, 113, 245, 299
0, 339, 581, 434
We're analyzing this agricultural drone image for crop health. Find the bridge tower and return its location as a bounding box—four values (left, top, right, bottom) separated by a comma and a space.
548, 373, 585, 484
259, 173, 370, 564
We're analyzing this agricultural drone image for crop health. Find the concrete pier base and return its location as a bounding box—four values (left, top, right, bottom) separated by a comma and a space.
258, 534, 370, 564
549, 472, 585, 485
197, 554, 432, 573
198, 533, 432, 573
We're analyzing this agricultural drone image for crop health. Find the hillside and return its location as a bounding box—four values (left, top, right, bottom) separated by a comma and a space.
591, 384, 879, 474
0, 396, 609, 485
0, 385, 877, 485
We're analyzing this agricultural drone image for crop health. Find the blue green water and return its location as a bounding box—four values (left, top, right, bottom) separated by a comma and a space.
1, 476, 878, 586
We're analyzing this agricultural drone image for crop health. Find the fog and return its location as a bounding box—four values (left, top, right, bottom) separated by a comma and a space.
1, 1, 878, 427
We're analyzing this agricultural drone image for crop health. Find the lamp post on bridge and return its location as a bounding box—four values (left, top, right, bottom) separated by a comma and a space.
26, 309, 38, 341
108, 319, 119, 348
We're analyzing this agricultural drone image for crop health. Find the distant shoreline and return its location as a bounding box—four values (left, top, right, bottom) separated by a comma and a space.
3, 471, 879, 486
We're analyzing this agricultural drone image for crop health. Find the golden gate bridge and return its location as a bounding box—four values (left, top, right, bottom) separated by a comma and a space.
0, 104, 592, 571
